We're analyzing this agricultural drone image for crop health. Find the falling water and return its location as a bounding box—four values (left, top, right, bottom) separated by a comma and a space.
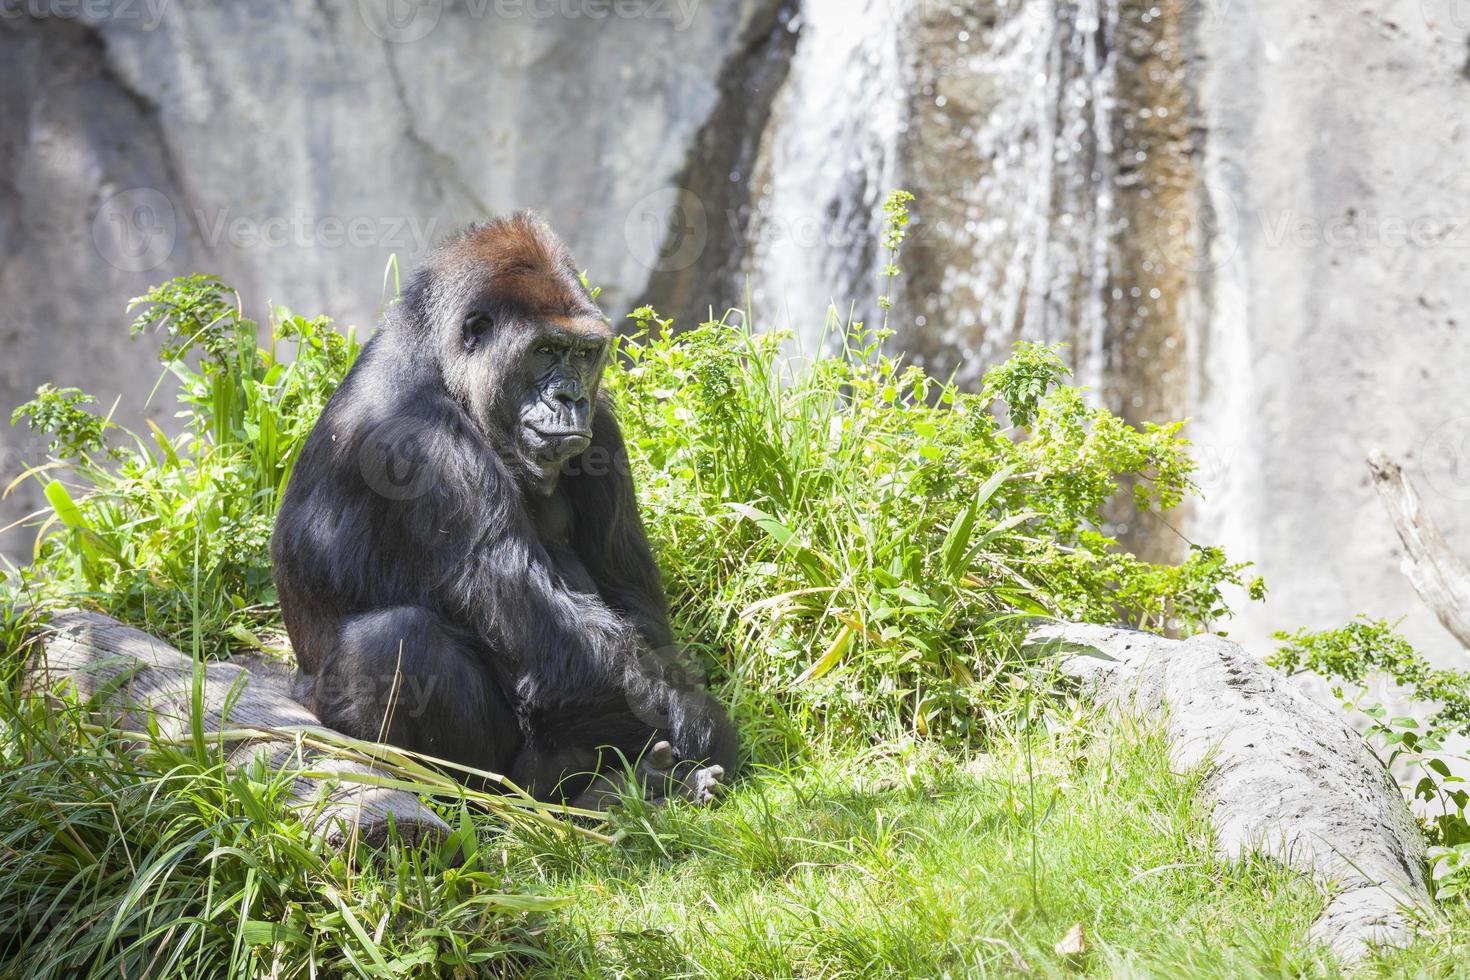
961, 0, 1120, 389
744, 0, 1121, 378
741, 0, 905, 350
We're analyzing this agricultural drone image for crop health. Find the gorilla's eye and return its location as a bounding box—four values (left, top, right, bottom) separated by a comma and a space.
534, 343, 555, 356
575, 348, 593, 360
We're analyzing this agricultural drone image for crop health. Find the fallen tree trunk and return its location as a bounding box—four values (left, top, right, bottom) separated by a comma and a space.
1026, 623, 1430, 962
26, 610, 450, 849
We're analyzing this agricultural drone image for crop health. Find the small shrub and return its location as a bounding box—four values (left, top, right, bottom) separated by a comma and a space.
1268, 616, 1470, 897
612, 310, 1255, 744
8, 277, 359, 656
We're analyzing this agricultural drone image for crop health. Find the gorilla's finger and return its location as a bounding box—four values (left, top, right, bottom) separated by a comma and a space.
684, 764, 728, 805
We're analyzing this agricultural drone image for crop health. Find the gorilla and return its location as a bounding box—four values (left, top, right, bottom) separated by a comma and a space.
270, 213, 736, 805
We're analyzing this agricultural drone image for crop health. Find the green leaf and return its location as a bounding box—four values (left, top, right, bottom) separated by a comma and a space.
44, 479, 89, 531
796, 624, 855, 684
727, 503, 831, 584
241, 920, 307, 947
943, 465, 1016, 577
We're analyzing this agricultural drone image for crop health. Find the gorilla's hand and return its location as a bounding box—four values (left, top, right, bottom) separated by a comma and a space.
647, 741, 727, 806
566, 740, 727, 811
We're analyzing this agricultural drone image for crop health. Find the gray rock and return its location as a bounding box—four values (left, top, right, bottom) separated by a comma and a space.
1026, 622, 1430, 962
33, 610, 452, 849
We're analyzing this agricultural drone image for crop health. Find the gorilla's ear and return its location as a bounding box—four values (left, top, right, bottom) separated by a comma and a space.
462, 311, 494, 351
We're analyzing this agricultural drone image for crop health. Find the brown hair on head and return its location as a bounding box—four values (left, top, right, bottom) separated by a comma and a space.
437, 211, 600, 321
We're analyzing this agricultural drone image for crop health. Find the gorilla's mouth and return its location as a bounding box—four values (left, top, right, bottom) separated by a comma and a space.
526, 425, 592, 453
520, 397, 593, 466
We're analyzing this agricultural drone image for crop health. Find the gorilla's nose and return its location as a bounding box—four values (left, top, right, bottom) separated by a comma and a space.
549, 391, 593, 434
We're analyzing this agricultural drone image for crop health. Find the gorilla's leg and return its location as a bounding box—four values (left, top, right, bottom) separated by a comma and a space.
302, 606, 521, 782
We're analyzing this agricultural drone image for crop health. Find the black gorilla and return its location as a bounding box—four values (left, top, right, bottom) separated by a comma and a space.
270, 213, 736, 804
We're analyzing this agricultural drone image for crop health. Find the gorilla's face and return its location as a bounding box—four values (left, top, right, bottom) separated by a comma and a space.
415, 214, 611, 493
512, 319, 608, 476
459, 308, 610, 492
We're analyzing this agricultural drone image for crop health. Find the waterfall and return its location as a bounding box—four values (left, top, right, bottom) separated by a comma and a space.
741, 0, 905, 351
744, 0, 1121, 380
963, 0, 1120, 388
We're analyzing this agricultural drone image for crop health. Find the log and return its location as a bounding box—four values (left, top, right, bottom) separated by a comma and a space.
26, 610, 451, 850
1026, 623, 1430, 962
1367, 450, 1470, 651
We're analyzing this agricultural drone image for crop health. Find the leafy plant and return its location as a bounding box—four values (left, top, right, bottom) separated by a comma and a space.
9, 385, 117, 461
1430, 842, 1470, 902
877, 188, 916, 324
7, 276, 358, 656
1269, 617, 1470, 896
611, 307, 1255, 745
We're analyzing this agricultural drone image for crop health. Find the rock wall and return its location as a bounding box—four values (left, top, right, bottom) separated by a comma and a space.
1185, 0, 1470, 665
889, 0, 1470, 667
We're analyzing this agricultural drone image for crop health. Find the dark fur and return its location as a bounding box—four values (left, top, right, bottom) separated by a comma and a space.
271, 213, 737, 799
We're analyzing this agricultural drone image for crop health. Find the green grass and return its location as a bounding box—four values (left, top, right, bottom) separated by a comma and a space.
6, 664, 1464, 978
1, 214, 1460, 975
1373, 910, 1470, 978
0, 648, 594, 978
494, 726, 1336, 978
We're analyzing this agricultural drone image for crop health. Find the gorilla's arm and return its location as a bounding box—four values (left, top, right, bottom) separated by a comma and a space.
404, 400, 733, 769
563, 402, 674, 645
563, 404, 739, 771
